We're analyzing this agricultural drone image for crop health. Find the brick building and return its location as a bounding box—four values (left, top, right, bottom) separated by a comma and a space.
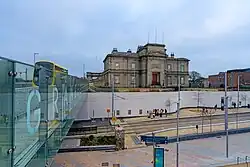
208, 68, 250, 89
208, 72, 225, 88
97, 43, 190, 88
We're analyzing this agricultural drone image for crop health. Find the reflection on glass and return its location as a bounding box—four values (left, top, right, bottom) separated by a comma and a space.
0, 57, 88, 167
14, 63, 40, 166
0, 58, 14, 167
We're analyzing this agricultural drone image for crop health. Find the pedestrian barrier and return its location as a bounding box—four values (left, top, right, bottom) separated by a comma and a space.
140, 127, 250, 144
140, 135, 168, 144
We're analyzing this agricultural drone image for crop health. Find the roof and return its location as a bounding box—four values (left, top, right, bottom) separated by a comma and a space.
227, 68, 250, 73
144, 43, 165, 47
177, 58, 190, 61
36, 60, 67, 70
103, 52, 137, 62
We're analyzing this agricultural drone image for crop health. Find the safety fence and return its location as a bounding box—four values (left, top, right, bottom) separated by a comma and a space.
140, 126, 250, 144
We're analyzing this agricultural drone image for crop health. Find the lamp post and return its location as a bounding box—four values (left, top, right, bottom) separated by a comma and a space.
176, 58, 181, 167
224, 72, 229, 158
236, 75, 240, 129
33, 52, 39, 64
111, 74, 115, 118
176, 79, 180, 167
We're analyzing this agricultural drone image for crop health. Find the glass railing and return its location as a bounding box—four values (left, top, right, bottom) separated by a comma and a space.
0, 56, 88, 167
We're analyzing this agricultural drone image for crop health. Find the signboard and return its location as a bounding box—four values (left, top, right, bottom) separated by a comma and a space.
106, 108, 110, 113
154, 147, 164, 167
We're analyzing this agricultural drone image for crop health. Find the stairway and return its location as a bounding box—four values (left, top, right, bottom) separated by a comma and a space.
130, 135, 142, 145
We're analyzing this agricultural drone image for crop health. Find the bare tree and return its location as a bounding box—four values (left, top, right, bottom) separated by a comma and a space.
241, 93, 248, 107
193, 91, 204, 132
192, 91, 204, 112
228, 96, 233, 108
165, 99, 172, 116
204, 107, 216, 132
200, 107, 205, 133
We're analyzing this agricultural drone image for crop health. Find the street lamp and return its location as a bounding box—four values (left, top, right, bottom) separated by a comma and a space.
111, 74, 115, 118
224, 72, 229, 158
34, 52, 39, 64
236, 75, 241, 129
176, 79, 181, 167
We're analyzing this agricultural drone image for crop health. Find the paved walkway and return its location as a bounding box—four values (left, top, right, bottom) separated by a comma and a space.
155, 121, 250, 137
52, 133, 250, 167
123, 108, 250, 124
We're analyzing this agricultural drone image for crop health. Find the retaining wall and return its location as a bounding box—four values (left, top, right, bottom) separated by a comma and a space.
84, 91, 250, 119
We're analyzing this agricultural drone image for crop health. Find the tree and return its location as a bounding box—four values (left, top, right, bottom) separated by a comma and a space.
189, 71, 203, 88
203, 107, 217, 132
165, 99, 172, 114
241, 93, 248, 107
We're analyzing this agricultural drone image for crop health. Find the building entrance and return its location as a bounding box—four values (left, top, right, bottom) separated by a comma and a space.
152, 72, 160, 85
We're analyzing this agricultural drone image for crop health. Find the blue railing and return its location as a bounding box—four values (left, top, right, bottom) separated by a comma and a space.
140, 127, 250, 144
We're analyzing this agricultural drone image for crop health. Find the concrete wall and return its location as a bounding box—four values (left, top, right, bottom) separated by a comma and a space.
82, 91, 250, 119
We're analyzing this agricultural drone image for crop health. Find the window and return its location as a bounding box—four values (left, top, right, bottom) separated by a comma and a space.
114, 76, 120, 84
180, 77, 184, 85
115, 63, 119, 68
131, 76, 135, 84
131, 63, 135, 69
180, 64, 184, 72
128, 110, 131, 115
168, 76, 172, 85
139, 109, 142, 114
167, 64, 172, 71
116, 110, 120, 116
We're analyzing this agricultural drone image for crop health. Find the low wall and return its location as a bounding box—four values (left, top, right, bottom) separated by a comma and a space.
58, 145, 116, 153
84, 91, 250, 119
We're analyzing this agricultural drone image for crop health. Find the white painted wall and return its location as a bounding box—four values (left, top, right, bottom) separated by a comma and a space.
82, 91, 250, 119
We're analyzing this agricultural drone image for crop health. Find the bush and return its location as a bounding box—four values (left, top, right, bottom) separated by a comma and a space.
80, 135, 116, 146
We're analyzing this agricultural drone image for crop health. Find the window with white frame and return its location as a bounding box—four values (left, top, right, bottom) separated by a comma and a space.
114, 76, 120, 84
131, 76, 135, 83
167, 64, 172, 71
180, 64, 184, 72
167, 76, 172, 85
115, 63, 119, 68
131, 63, 135, 69
180, 76, 184, 85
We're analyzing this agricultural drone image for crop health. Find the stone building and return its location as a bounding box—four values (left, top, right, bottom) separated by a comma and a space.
100, 43, 190, 88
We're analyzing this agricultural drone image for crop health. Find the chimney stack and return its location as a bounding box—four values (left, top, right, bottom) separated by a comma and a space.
127, 49, 132, 53
170, 52, 175, 58
112, 48, 118, 53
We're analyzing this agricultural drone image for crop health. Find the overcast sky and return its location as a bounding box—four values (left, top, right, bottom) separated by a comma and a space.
1, 0, 250, 77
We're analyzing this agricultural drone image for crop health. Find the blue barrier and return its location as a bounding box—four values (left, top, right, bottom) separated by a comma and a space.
141, 127, 250, 144
140, 135, 168, 144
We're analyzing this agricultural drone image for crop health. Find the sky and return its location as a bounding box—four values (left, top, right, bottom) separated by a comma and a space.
1, 0, 250, 77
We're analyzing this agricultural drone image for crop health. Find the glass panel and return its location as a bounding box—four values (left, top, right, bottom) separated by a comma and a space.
0, 57, 89, 167
34, 62, 53, 86
0, 58, 14, 167
13, 63, 42, 166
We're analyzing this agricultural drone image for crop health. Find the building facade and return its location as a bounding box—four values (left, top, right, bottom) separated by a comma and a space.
208, 68, 250, 89
208, 72, 225, 88
100, 43, 189, 88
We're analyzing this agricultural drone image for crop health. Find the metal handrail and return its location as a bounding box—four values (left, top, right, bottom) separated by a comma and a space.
0, 56, 34, 67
